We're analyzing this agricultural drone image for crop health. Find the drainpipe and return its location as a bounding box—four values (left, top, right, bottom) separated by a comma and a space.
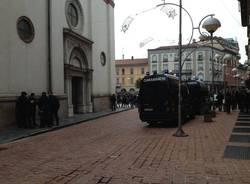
48, 0, 52, 92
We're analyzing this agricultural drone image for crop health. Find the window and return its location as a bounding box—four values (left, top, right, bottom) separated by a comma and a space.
141, 67, 145, 74
122, 68, 125, 75
163, 54, 168, 62
68, 3, 78, 27
168, 53, 173, 62
17, 16, 35, 43
116, 69, 119, 75
116, 78, 119, 84
185, 53, 191, 61
186, 63, 191, 70
163, 63, 168, 71
100, 52, 106, 66
197, 52, 203, 61
152, 55, 157, 63
198, 63, 204, 71
130, 68, 134, 75
130, 78, 134, 84
174, 53, 179, 62
151, 64, 157, 73
65, 0, 83, 31
174, 64, 179, 71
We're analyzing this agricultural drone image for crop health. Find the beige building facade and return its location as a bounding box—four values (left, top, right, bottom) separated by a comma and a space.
115, 58, 148, 92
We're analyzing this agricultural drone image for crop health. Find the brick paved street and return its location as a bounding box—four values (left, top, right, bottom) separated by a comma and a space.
0, 109, 250, 184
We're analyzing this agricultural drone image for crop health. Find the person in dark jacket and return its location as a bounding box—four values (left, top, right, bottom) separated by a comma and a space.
110, 94, 117, 111
225, 91, 232, 114
48, 91, 60, 126
238, 90, 246, 112
231, 91, 237, 110
28, 93, 37, 128
216, 91, 224, 111
38, 92, 49, 128
15, 91, 29, 128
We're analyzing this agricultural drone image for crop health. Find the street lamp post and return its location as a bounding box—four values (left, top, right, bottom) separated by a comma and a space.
156, 0, 193, 137
154, 2, 221, 135
173, 0, 188, 137
202, 16, 221, 112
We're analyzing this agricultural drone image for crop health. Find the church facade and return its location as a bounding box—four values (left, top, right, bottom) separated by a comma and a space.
0, 0, 115, 128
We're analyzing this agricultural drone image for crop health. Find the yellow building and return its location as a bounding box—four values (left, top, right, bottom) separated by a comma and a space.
115, 58, 148, 92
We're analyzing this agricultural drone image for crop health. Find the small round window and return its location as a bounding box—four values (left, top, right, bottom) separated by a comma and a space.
100, 52, 106, 66
65, 0, 83, 32
68, 3, 78, 27
17, 16, 35, 43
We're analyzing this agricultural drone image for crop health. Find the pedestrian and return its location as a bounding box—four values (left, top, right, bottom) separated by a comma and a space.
38, 92, 49, 128
28, 93, 37, 128
110, 93, 117, 111
238, 90, 246, 112
117, 93, 122, 108
231, 91, 237, 110
15, 91, 29, 128
225, 91, 232, 114
48, 91, 60, 126
216, 91, 223, 111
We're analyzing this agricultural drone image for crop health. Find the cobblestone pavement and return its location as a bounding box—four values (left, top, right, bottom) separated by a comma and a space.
0, 109, 249, 184
0, 108, 129, 144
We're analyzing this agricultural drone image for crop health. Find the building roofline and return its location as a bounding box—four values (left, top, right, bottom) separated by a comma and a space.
148, 37, 239, 54
115, 58, 148, 66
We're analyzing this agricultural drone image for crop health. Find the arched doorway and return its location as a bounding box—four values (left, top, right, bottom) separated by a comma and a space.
65, 47, 93, 116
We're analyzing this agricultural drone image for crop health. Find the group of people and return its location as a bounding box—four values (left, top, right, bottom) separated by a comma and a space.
214, 89, 250, 114
15, 91, 60, 129
110, 92, 138, 111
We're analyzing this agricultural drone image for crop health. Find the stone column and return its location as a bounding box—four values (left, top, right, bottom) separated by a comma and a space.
66, 76, 74, 117
86, 71, 93, 113
81, 75, 87, 113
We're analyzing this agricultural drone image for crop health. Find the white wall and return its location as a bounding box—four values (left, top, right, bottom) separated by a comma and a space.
0, 0, 48, 96
51, 0, 67, 95
91, 0, 115, 96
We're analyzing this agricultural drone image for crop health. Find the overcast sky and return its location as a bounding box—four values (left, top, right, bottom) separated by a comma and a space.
114, 0, 247, 63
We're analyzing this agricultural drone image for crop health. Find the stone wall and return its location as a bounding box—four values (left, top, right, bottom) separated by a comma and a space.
92, 96, 111, 112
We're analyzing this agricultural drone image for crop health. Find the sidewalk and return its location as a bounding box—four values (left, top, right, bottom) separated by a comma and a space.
0, 108, 131, 144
